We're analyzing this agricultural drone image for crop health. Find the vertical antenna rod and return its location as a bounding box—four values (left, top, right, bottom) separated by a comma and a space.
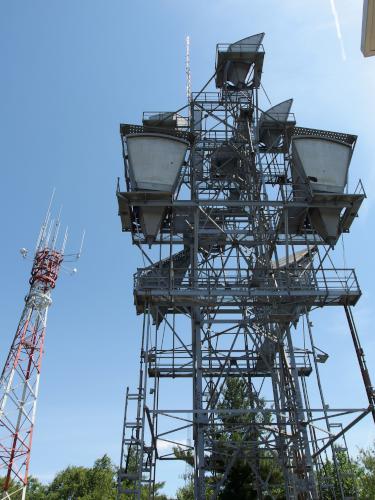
186, 35, 192, 103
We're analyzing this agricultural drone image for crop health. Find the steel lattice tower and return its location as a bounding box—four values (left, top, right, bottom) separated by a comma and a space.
116, 34, 374, 499
0, 206, 67, 500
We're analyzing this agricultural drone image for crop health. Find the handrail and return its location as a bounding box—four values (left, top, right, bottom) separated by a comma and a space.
134, 267, 359, 293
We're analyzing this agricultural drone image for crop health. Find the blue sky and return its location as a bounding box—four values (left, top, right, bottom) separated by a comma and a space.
0, 0, 375, 496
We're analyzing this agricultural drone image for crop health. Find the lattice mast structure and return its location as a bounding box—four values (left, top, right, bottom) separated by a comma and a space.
0, 207, 66, 500
117, 34, 373, 499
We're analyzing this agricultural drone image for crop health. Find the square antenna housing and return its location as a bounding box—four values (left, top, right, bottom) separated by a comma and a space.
215, 34, 265, 89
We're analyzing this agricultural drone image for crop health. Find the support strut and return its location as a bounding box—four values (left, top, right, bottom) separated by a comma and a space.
344, 305, 375, 424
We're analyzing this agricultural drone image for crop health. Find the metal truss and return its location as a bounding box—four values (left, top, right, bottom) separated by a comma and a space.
0, 202, 82, 499
117, 35, 373, 499
0, 208, 67, 499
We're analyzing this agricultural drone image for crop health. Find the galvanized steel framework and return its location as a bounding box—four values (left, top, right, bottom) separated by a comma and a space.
117, 34, 374, 499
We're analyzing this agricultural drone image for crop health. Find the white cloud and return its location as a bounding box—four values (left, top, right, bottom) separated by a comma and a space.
157, 438, 189, 452
329, 0, 347, 61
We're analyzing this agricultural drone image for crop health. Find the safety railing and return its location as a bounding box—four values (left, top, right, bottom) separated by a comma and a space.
216, 43, 265, 55
147, 349, 312, 376
134, 267, 360, 297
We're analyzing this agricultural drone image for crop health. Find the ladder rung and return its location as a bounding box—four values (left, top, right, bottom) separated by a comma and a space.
119, 472, 139, 480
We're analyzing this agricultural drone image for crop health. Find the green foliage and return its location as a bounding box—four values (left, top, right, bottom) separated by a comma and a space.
140, 482, 168, 500
218, 453, 285, 500
0, 476, 24, 500
173, 447, 194, 467
176, 474, 194, 500
0, 438, 374, 499
174, 379, 375, 499
174, 378, 284, 498
318, 449, 362, 499
218, 460, 258, 499
175, 472, 215, 500
117, 446, 168, 499
25, 454, 169, 500
45, 454, 116, 500
358, 442, 375, 499
27, 476, 48, 500
215, 379, 284, 497
46, 466, 93, 499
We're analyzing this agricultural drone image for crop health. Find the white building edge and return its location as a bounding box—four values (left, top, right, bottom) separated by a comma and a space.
362, 0, 375, 56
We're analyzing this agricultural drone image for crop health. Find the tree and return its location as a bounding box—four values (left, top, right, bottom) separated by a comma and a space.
27, 476, 48, 500
176, 474, 194, 500
0, 440, 367, 498
17, 453, 171, 500
45, 459, 117, 500
358, 441, 375, 499
318, 448, 363, 499
174, 378, 284, 499
0, 477, 24, 500
117, 447, 168, 499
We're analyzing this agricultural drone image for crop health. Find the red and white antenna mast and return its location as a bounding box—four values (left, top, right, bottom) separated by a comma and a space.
0, 196, 82, 499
